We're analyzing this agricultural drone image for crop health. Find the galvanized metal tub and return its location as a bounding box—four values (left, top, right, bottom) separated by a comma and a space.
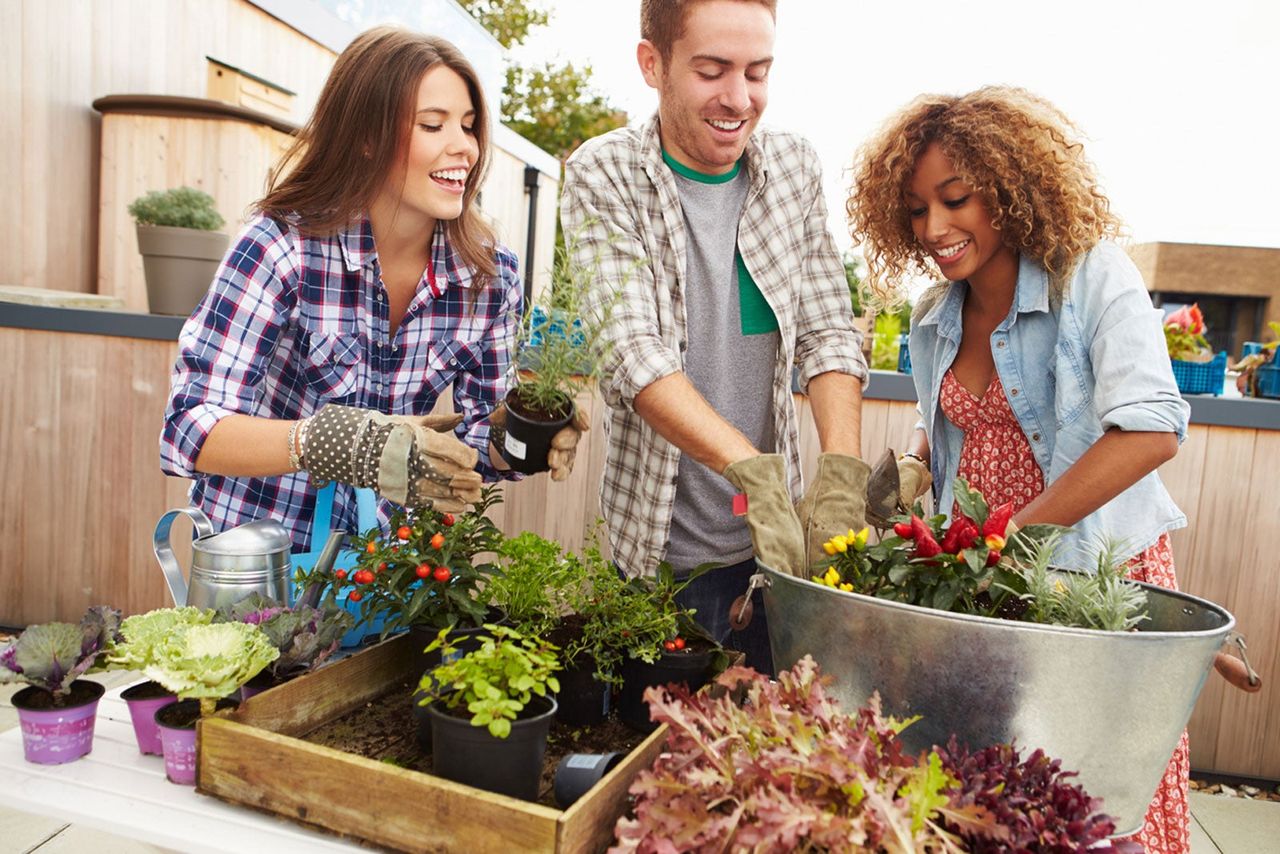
760, 562, 1234, 836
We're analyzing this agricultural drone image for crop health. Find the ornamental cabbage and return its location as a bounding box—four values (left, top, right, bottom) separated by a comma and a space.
107, 606, 214, 670
216, 594, 353, 680
0, 606, 122, 700
146, 622, 278, 716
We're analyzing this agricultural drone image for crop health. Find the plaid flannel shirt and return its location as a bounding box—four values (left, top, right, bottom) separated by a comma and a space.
561, 114, 867, 576
161, 214, 521, 551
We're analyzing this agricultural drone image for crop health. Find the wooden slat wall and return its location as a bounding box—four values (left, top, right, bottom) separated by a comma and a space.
1, 334, 1275, 777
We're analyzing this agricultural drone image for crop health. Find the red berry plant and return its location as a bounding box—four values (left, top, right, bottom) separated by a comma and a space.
611, 657, 1138, 854
306, 487, 504, 637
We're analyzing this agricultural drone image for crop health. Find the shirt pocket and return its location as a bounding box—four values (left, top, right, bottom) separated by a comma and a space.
418, 339, 485, 397
304, 332, 364, 403
1053, 339, 1092, 428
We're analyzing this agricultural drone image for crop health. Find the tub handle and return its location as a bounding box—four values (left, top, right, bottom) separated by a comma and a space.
1214, 632, 1261, 693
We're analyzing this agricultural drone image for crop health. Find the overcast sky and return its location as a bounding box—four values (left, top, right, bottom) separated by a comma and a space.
512, 0, 1278, 255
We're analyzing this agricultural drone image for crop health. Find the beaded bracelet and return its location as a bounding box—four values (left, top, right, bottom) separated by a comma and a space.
287, 421, 302, 471
899, 451, 928, 466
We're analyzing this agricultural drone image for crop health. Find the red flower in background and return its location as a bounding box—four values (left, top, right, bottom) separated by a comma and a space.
1165, 303, 1205, 334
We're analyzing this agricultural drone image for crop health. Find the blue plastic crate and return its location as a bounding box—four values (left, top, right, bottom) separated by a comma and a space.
1170, 352, 1226, 396
1256, 364, 1280, 399
897, 333, 912, 375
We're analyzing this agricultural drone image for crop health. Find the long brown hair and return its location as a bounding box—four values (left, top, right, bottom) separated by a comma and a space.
258, 26, 497, 290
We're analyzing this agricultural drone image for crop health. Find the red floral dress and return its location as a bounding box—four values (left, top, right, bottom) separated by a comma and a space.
941, 369, 1190, 854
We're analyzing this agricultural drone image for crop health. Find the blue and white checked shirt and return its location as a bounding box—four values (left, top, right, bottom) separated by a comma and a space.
161, 214, 521, 551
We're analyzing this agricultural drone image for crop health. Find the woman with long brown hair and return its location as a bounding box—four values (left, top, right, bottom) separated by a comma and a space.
161, 26, 583, 551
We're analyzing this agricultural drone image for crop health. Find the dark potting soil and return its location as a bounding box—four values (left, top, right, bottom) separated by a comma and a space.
121, 680, 173, 701
506, 388, 572, 423
303, 679, 650, 809
13, 680, 102, 710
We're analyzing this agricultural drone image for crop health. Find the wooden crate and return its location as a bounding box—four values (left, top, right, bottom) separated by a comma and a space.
197, 633, 665, 853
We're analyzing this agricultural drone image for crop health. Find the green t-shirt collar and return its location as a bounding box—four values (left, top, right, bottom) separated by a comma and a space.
661, 149, 742, 184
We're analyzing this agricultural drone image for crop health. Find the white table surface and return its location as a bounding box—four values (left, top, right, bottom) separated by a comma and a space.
0, 682, 366, 853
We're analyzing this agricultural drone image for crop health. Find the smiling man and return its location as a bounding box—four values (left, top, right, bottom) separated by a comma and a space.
560, 0, 870, 674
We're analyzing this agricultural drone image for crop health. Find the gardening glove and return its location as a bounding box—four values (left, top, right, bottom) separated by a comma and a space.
723, 454, 806, 577
795, 453, 871, 567
897, 454, 932, 513
301, 404, 483, 512
489, 402, 590, 482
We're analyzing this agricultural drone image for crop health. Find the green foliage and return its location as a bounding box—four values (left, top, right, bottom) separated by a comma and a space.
1006, 534, 1150, 632
455, 0, 549, 48
487, 531, 582, 637
107, 607, 216, 670
215, 594, 354, 680
145, 622, 279, 716
871, 311, 904, 371
512, 227, 628, 419
844, 252, 865, 315
0, 607, 122, 699
418, 624, 560, 738
128, 187, 225, 230
502, 62, 628, 161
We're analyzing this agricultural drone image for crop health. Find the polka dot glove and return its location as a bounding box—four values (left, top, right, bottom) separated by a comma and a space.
302, 404, 483, 511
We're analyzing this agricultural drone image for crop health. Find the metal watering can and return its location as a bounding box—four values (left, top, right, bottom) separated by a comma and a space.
758, 561, 1254, 837
154, 507, 333, 610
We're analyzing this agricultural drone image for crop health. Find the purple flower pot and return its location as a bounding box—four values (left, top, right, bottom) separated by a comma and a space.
122, 681, 176, 756
155, 700, 201, 785
11, 680, 106, 765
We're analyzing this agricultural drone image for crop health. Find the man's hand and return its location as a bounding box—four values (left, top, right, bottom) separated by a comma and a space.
723, 454, 806, 576
795, 453, 870, 566
489, 403, 590, 481
302, 404, 482, 511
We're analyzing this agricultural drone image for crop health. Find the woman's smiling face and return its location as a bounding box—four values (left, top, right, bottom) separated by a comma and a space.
905, 143, 1017, 289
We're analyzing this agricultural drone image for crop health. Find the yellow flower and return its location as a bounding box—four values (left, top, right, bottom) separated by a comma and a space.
851, 528, 870, 551
823, 540, 838, 556
838, 582, 853, 592
832, 535, 849, 553
824, 567, 840, 585
1054, 579, 1067, 595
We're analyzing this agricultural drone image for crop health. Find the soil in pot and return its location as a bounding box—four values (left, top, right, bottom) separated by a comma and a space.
618, 639, 715, 732
12, 679, 106, 765
499, 388, 574, 474
122, 680, 177, 755
305, 678, 648, 809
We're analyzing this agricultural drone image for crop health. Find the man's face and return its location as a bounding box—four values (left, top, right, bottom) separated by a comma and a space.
638, 0, 774, 175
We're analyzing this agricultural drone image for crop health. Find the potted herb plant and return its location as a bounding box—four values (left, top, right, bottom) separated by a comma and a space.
128, 186, 229, 316
214, 593, 354, 698
105, 606, 214, 755
499, 233, 621, 474
417, 624, 561, 801
0, 606, 121, 765
144, 622, 278, 784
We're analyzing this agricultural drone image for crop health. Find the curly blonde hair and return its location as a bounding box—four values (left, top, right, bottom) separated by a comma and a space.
847, 86, 1123, 308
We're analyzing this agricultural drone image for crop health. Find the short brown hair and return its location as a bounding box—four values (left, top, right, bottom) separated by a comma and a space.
640, 0, 777, 61
259, 26, 496, 290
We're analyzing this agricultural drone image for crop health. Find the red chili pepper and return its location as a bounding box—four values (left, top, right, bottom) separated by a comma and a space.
441, 513, 455, 527
415, 564, 431, 579
986, 549, 1002, 567
673, 637, 686, 650
396, 526, 412, 540
983, 502, 1015, 539
348, 590, 362, 603
910, 515, 942, 558
433, 566, 452, 583
430, 533, 446, 550
893, 521, 914, 539
334, 568, 347, 581
941, 514, 977, 553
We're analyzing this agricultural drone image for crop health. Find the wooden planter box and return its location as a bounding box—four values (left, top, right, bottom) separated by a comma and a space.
197, 633, 666, 853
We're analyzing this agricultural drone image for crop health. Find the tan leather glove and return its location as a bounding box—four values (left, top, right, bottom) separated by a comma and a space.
302, 404, 482, 511
723, 454, 806, 577
489, 403, 590, 482
795, 453, 870, 567
897, 454, 933, 513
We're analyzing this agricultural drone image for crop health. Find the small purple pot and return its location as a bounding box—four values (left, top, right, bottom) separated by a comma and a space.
12, 680, 106, 765
155, 700, 200, 785
122, 681, 177, 755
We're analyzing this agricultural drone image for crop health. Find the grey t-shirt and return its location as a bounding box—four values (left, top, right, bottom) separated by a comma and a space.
662, 156, 780, 571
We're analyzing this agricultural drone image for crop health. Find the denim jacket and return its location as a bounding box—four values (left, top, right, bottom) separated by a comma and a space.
909, 242, 1189, 569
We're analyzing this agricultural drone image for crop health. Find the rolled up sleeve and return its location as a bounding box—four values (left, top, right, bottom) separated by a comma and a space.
561, 159, 681, 411
1082, 251, 1190, 441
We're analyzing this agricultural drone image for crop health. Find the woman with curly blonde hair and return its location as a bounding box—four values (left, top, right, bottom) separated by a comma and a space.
850, 86, 1192, 853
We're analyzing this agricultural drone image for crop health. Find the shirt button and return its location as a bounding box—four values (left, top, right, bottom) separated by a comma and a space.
376, 292, 384, 301
449, 358, 458, 367
1032, 432, 1041, 442
996, 340, 1007, 349
1010, 388, 1019, 396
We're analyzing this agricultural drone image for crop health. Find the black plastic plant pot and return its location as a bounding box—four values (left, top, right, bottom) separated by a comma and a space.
554, 657, 612, 727
617, 647, 714, 733
499, 391, 574, 475
428, 694, 557, 801
554, 751, 624, 809
410, 611, 510, 751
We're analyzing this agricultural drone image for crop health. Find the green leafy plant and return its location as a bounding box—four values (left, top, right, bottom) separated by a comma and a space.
1005, 534, 1149, 632
417, 624, 561, 738
486, 531, 582, 638
509, 227, 628, 420
215, 594, 354, 680
0, 607, 122, 702
330, 487, 505, 635
127, 186, 225, 231
145, 622, 278, 717
106, 607, 215, 670
614, 657, 1136, 853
